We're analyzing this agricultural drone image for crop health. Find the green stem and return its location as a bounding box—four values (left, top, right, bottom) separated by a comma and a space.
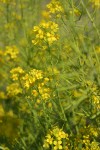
81, 0, 100, 39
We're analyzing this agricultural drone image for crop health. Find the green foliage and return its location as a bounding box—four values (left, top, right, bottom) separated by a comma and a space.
0, 0, 100, 149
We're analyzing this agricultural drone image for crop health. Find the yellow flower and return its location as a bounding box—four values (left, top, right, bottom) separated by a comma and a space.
43, 126, 69, 149
42, 10, 51, 19
46, 134, 53, 145
43, 140, 49, 148
47, 102, 52, 108
90, 0, 100, 8
44, 77, 49, 82
73, 90, 82, 98
7, 83, 22, 97
41, 93, 50, 100
53, 140, 62, 150
32, 90, 38, 97
4, 45, 19, 60
90, 141, 100, 150
32, 21, 59, 46
70, 8, 81, 16
10, 67, 24, 81
36, 99, 41, 104
47, 0, 64, 17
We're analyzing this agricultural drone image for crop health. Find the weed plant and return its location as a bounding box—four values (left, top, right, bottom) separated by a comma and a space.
0, 0, 100, 149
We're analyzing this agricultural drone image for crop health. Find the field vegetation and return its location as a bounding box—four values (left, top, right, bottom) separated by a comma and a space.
0, 0, 100, 149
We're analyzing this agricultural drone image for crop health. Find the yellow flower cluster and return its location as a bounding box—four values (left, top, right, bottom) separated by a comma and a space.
38, 83, 51, 100
92, 95, 100, 110
10, 67, 25, 81
32, 21, 59, 46
90, 0, 100, 8
6, 83, 22, 97
22, 69, 43, 89
85, 80, 98, 92
90, 141, 100, 150
70, 8, 81, 16
47, 0, 64, 18
47, 67, 60, 75
89, 126, 98, 137
82, 135, 90, 147
43, 126, 69, 150
22, 69, 51, 101
4, 45, 19, 60
8, 67, 51, 103
85, 80, 100, 111
73, 90, 82, 98
82, 135, 100, 150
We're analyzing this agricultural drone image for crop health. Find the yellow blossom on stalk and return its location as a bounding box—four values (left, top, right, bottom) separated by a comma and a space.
43, 134, 53, 148
4, 45, 19, 60
43, 140, 49, 148
38, 86, 51, 100
85, 80, 97, 92
30, 69, 43, 80
41, 93, 50, 100
90, 0, 100, 8
19, 102, 30, 114
83, 135, 90, 144
10, 67, 24, 81
54, 140, 62, 150
46, 32, 57, 44
70, 8, 81, 16
46, 134, 53, 144
92, 95, 100, 110
90, 141, 100, 150
44, 77, 49, 83
89, 125, 98, 137
36, 99, 41, 104
73, 90, 82, 98
43, 126, 69, 149
52, 126, 68, 140
42, 10, 51, 19
47, 0, 64, 17
22, 69, 43, 89
32, 90, 38, 97
7, 83, 22, 97
32, 21, 59, 46
22, 74, 31, 89
47, 67, 60, 75
47, 102, 52, 108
